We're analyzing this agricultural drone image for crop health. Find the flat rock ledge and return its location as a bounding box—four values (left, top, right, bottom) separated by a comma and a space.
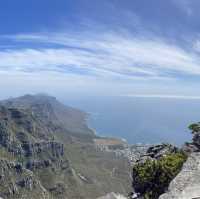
159, 152, 200, 199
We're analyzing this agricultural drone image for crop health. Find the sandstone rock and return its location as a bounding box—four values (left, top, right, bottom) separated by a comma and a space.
146, 144, 178, 159
159, 153, 200, 199
0, 159, 50, 199
134, 143, 179, 165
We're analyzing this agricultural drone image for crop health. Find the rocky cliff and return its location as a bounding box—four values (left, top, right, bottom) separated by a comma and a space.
159, 123, 200, 199
0, 94, 132, 199
159, 152, 200, 199
129, 122, 200, 199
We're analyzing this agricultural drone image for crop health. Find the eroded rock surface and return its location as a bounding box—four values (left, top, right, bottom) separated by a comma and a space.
0, 94, 132, 199
0, 159, 50, 199
159, 152, 200, 199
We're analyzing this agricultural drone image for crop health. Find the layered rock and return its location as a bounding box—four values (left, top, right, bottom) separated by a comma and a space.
0, 95, 132, 199
21, 141, 64, 157
0, 159, 50, 199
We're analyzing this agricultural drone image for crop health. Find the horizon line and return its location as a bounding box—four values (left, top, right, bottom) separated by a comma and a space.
124, 94, 200, 100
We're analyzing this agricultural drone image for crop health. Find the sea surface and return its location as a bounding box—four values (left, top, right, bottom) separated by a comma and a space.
63, 96, 200, 146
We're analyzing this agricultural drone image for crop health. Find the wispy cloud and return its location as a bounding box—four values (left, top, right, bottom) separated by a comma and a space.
172, 0, 200, 17
1, 30, 200, 81
173, 0, 193, 16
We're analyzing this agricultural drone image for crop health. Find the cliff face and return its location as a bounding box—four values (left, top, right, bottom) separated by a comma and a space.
159, 124, 200, 199
130, 144, 186, 199
159, 152, 200, 199
0, 94, 132, 199
0, 159, 50, 199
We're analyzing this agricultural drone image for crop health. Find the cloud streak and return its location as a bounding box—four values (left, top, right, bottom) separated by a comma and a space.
1, 30, 200, 81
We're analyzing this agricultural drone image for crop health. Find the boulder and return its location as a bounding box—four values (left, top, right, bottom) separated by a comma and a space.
159, 153, 200, 199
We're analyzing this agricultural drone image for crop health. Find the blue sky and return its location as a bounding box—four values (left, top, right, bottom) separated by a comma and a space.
1, 0, 200, 99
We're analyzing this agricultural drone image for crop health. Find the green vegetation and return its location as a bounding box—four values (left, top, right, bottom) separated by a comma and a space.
0, 95, 132, 198
188, 123, 200, 133
132, 152, 187, 199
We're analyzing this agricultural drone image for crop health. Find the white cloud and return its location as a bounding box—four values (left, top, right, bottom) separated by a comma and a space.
0, 2, 199, 98
1, 31, 200, 80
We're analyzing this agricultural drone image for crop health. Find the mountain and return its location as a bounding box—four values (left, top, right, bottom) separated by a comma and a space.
1, 94, 94, 136
0, 94, 132, 199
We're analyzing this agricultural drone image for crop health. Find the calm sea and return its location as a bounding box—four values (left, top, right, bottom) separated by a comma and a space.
63, 96, 200, 146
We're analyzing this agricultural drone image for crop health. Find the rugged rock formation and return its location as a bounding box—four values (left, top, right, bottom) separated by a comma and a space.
159, 152, 200, 199
21, 141, 64, 157
0, 159, 50, 199
0, 94, 132, 199
131, 144, 186, 199
158, 123, 200, 199
135, 144, 179, 164
146, 144, 178, 159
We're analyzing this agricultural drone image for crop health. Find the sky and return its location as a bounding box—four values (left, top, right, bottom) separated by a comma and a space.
1, 0, 200, 99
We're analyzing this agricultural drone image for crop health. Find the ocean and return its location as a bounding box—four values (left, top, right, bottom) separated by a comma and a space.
63, 96, 200, 146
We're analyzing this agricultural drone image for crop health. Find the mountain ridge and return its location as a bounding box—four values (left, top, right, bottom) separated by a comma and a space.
0, 94, 132, 199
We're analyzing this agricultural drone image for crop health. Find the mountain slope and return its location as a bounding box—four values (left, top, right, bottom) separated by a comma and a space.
0, 94, 132, 199
1, 94, 94, 136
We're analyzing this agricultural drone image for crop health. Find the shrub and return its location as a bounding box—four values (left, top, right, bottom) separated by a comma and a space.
132, 152, 187, 199
188, 123, 200, 134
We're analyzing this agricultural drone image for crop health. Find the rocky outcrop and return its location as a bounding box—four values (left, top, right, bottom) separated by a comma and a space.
146, 144, 178, 159
0, 95, 132, 199
183, 134, 200, 154
21, 141, 64, 157
158, 124, 200, 199
0, 159, 50, 199
159, 152, 200, 199
26, 160, 52, 170
0, 121, 12, 148
183, 123, 200, 153
132, 143, 179, 165
0, 102, 71, 198
130, 144, 186, 199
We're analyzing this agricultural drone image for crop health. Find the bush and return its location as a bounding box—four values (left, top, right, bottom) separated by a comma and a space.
132, 152, 187, 199
188, 123, 200, 133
